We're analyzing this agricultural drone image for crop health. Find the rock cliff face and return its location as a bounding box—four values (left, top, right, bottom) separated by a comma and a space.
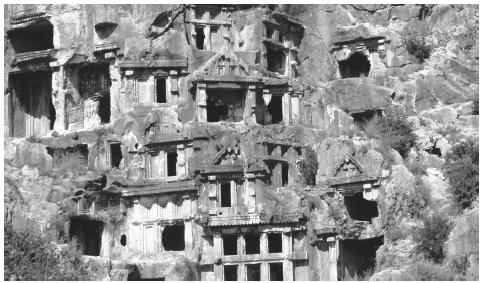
4, 4, 478, 281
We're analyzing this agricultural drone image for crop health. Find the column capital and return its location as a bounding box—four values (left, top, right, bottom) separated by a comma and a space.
198, 83, 207, 89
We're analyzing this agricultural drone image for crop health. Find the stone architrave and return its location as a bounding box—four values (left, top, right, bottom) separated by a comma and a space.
83, 98, 101, 128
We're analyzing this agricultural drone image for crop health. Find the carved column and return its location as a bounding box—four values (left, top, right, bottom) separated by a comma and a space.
197, 83, 207, 122
283, 232, 294, 280
282, 89, 291, 126
213, 232, 223, 280
328, 237, 338, 281
244, 85, 257, 122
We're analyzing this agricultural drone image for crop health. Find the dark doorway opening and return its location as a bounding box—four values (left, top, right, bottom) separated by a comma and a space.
98, 93, 110, 123
337, 236, 384, 280
220, 182, 232, 207
344, 192, 378, 221
110, 143, 122, 168
338, 52, 371, 79
245, 234, 260, 254
223, 235, 237, 255
267, 95, 283, 124
266, 48, 285, 74
9, 71, 53, 138
269, 262, 284, 281
247, 264, 261, 281
8, 19, 54, 53
268, 233, 283, 253
162, 225, 185, 251
69, 218, 104, 256
224, 265, 238, 281
95, 22, 117, 40
195, 27, 205, 49
167, 151, 178, 176
352, 109, 382, 128
156, 78, 167, 103
206, 89, 245, 122
120, 234, 127, 246
49, 101, 56, 130
282, 163, 289, 186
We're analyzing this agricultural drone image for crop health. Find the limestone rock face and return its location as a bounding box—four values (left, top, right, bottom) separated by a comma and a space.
446, 201, 479, 259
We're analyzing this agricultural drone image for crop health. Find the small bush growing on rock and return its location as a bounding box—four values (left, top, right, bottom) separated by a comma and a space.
472, 95, 479, 115
406, 260, 461, 281
413, 214, 452, 263
298, 147, 318, 186
376, 108, 417, 158
443, 139, 479, 211
4, 223, 92, 280
401, 21, 432, 63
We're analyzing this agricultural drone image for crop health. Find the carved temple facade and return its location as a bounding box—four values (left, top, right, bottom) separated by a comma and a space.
5, 4, 386, 281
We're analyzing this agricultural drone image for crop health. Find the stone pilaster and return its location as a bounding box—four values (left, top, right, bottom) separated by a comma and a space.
197, 83, 207, 122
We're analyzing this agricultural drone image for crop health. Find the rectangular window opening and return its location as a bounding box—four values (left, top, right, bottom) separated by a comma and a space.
156, 78, 167, 103
245, 234, 260, 254
269, 262, 284, 281
268, 233, 283, 253
223, 235, 237, 255
195, 27, 205, 50
220, 182, 232, 207
223, 265, 238, 281
266, 48, 285, 74
246, 264, 261, 281
167, 151, 178, 177
282, 163, 289, 186
110, 142, 122, 168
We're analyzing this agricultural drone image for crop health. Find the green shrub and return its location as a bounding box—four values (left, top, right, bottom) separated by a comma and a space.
4, 223, 92, 280
472, 95, 479, 115
401, 21, 432, 63
405, 158, 428, 176
413, 214, 452, 263
376, 109, 417, 158
298, 147, 319, 186
406, 260, 461, 281
443, 139, 479, 210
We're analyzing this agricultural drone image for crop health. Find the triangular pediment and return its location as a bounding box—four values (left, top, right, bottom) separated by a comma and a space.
331, 155, 366, 178
194, 52, 255, 77
210, 144, 243, 166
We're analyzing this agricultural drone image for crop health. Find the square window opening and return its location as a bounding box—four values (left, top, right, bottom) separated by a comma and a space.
246, 264, 261, 281
268, 233, 283, 253
223, 235, 237, 255
245, 234, 260, 254
223, 265, 238, 281
269, 262, 284, 281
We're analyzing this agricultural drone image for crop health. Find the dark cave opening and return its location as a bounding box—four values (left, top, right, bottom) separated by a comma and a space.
344, 192, 378, 221
338, 236, 384, 280
195, 27, 205, 49
8, 19, 54, 53
338, 52, 371, 79
69, 218, 104, 256
246, 264, 261, 281
266, 47, 285, 74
